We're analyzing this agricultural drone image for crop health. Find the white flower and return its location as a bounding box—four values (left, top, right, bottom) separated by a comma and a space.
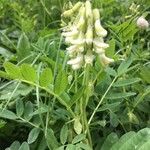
67, 54, 83, 65
70, 38, 85, 45
85, 0, 92, 19
72, 63, 82, 70
94, 47, 105, 54
84, 54, 95, 65
66, 45, 84, 56
86, 26, 93, 45
99, 54, 114, 65
94, 20, 107, 37
93, 38, 109, 49
62, 27, 78, 37
137, 16, 149, 29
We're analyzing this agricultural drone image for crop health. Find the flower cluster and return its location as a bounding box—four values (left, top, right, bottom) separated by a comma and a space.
136, 16, 149, 29
61, 1, 114, 70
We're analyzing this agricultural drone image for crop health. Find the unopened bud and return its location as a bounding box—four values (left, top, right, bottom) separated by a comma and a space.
62, 2, 83, 17
86, 25, 93, 45
99, 54, 114, 66
85, 0, 92, 18
93, 9, 100, 21
94, 20, 107, 37
72, 2, 83, 13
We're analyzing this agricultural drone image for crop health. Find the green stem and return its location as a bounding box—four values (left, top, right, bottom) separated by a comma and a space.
88, 76, 117, 125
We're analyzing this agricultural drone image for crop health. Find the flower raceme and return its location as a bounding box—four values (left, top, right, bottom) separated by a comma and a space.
61, 1, 114, 70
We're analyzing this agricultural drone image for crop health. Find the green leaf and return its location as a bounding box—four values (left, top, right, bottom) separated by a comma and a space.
0, 109, 18, 120
18, 142, 30, 150
37, 135, 47, 150
16, 99, 24, 117
21, 64, 37, 82
105, 39, 115, 57
140, 67, 150, 83
97, 102, 121, 112
108, 128, 150, 150
27, 128, 40, 144
39, 68, 53, 87
105, 67, 117, 77
17, 33, 31, 63
54, 71, 68, 95
8, 141, 20, 150
117, 58, 132, 76
0, 70, 11, 79
0, 119, 6, 128
101, 132, 118, 150
111, 131, 136, 150
23, 101, 33, 121
106, 92, 136, 99
45, 128, 59, 149
76, 143, 92, 150
72, 134, 86, 144
66, 144, 76, 150
69, 87, 85, 107
55, 146, 65, 150
60, 124, 68, 145
4, 62, 22, 79
110, 112, 119, 127
113, 78, 141, 87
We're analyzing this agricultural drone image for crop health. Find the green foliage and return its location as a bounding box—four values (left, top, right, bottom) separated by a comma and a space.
0, 0, 150, 150
101, 128, 150, 150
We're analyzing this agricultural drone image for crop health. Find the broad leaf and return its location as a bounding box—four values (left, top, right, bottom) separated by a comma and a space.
39, 68, 53, 87
21, 64, 37, 82
0, 109, 18, 120
54, 71, 68, 95
27, 128, 40, 144
18, 142, 30, 150
4, 62, 22, 79
113, 78, 141, 87
17, 33, 31, 63
16, 99, 24, 117
60, 124, 68, 145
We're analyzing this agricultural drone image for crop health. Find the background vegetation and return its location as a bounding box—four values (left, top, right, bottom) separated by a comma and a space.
0, 0, 150, 150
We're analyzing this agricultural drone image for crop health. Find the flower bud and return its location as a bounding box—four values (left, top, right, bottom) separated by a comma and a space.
94, 20, 107, 37
94, 47, 105, 54
62, 27, 78, 37
70, 32, 85, 45
72, 63, 82, 70
72, 2, 83, 13
67, 54, 83, 65
93, 38, 109, 49
85, 0, 92, 19
62, 9, 74, 18
77, 7, 86, 30
93, 9, 100, 21
84, 53, 95, 65
86, 25, 93, 45
137, 16, 149, 29
99, 54, 114, 66
62, 2, 83, 17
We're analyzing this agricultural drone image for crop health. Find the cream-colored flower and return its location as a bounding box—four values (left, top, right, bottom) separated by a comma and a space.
95, 20, 107, 37
93, 38, 109, 49
84, 53, 95, 65
67, 54, 83, 65
85, 0, 92, 19
62, 27, 78, 37
94, 47, 105, 54
99, 54, 114, 65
